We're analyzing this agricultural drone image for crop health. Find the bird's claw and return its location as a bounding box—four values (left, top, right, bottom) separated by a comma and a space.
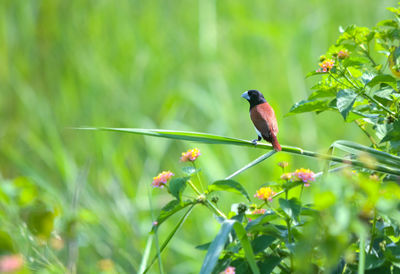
251, 139, 258, 145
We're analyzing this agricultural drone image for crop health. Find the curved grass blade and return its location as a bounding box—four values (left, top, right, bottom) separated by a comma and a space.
200, 219, 260, 274
225, 151, 277, 180
74, 128, 400, 176
332, 140, 400, 167
143, 204, 196, 274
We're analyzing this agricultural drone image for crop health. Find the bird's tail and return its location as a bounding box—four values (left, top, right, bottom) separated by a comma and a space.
271, 135, 282, 151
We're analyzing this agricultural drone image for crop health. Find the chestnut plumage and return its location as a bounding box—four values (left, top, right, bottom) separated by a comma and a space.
241, 90, 282, 151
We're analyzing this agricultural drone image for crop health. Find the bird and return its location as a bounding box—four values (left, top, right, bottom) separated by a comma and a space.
241, 89, 282, 151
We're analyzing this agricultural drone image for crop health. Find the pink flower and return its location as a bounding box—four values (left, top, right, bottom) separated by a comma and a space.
254, 187, 276, 201
152, 171, 174, 188
224, 266, 235, 274
180, 148, 201, 162
337, 49, 350, 59
293, 168, 315, 186
0, 254, 23, 273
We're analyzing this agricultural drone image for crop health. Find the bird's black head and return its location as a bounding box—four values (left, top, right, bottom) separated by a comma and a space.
241, 89, 267, 109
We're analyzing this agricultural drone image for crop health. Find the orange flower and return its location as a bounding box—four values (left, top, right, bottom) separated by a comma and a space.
254, 187, 276, 201
316, 59, 335, 73
152, 171, 174, 188
180, 148, 201, 162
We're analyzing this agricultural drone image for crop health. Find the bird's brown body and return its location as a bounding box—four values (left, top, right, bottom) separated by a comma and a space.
241, 89, 282, 151
250, 102, 281, 151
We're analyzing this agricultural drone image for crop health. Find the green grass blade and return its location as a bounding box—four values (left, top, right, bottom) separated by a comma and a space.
74, 128, 400, 176
233, 222, 260, 274
332, 140, 400, 167
225, 151, 277, 180
143, 204, 196, 274
138, 234, 154, 274
200, 219, 260, 274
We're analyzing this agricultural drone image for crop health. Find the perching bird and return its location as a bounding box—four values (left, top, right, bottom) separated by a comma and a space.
241, 89, 282, 151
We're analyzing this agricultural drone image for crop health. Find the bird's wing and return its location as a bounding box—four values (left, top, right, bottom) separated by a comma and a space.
250, 102, 279, 139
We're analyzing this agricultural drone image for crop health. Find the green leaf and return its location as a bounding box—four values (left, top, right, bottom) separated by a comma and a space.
0, 230, 15, 254
382, 120, 400, 143
195, 242, 211, 251
286, 99, 330, 116
251, 235, 276, 254
279, 198, 301, 223
169, 177, 189, 201
74, 127, 275, 150
20, 202, 56, 239
246, 211, 277, 232
181, 166, 199, 176
153, 200, 193, 231
366, 74, 397, 90
258, 256, 282, 274
200, 219, 260, 274
308, 85, 337, 100
336, 89, 358, 120
208, 180, 250, 201
365, 253, 385, 270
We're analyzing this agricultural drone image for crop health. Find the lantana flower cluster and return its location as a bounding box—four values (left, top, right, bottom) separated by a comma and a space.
337, 49, 350, 59
152, 148, 201, 188
152, 171, 174, 188
252, 208, 266, 215
223, 266, 235, 274
180, 148, 201, 162
254, 187, 276, 201
281, 168, 316, 187
316, 59, 335, 73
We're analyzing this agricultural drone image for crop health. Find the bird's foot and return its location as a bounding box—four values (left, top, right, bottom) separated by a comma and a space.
251, 139, 258, 146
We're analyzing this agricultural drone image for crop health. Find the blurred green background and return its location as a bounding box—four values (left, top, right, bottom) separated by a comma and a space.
0, 0, 397, 273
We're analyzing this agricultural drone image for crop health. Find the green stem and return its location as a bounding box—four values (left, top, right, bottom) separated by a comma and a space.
299, 184, 304, 200
354, 120, 377, 147
362, 92, 396, 117
187, 180, 226, 218
143, 205, 195, 274
192, 162, 204, 191
358, 233, 366, 274
368, 210, 377, 254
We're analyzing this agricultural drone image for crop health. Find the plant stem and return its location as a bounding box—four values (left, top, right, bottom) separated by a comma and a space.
368, 210, 377, 254
358, 233, 366, 274
354, 120, 377, 147
299, 184, 304, 200
192, 162, 204, 191
361, 92, 396, 117
143, 205, 195, 274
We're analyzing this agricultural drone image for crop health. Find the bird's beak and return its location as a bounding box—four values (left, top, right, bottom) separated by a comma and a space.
241, 91, 250, 100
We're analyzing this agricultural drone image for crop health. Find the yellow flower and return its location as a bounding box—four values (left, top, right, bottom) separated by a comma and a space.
254, 187, 276, 201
